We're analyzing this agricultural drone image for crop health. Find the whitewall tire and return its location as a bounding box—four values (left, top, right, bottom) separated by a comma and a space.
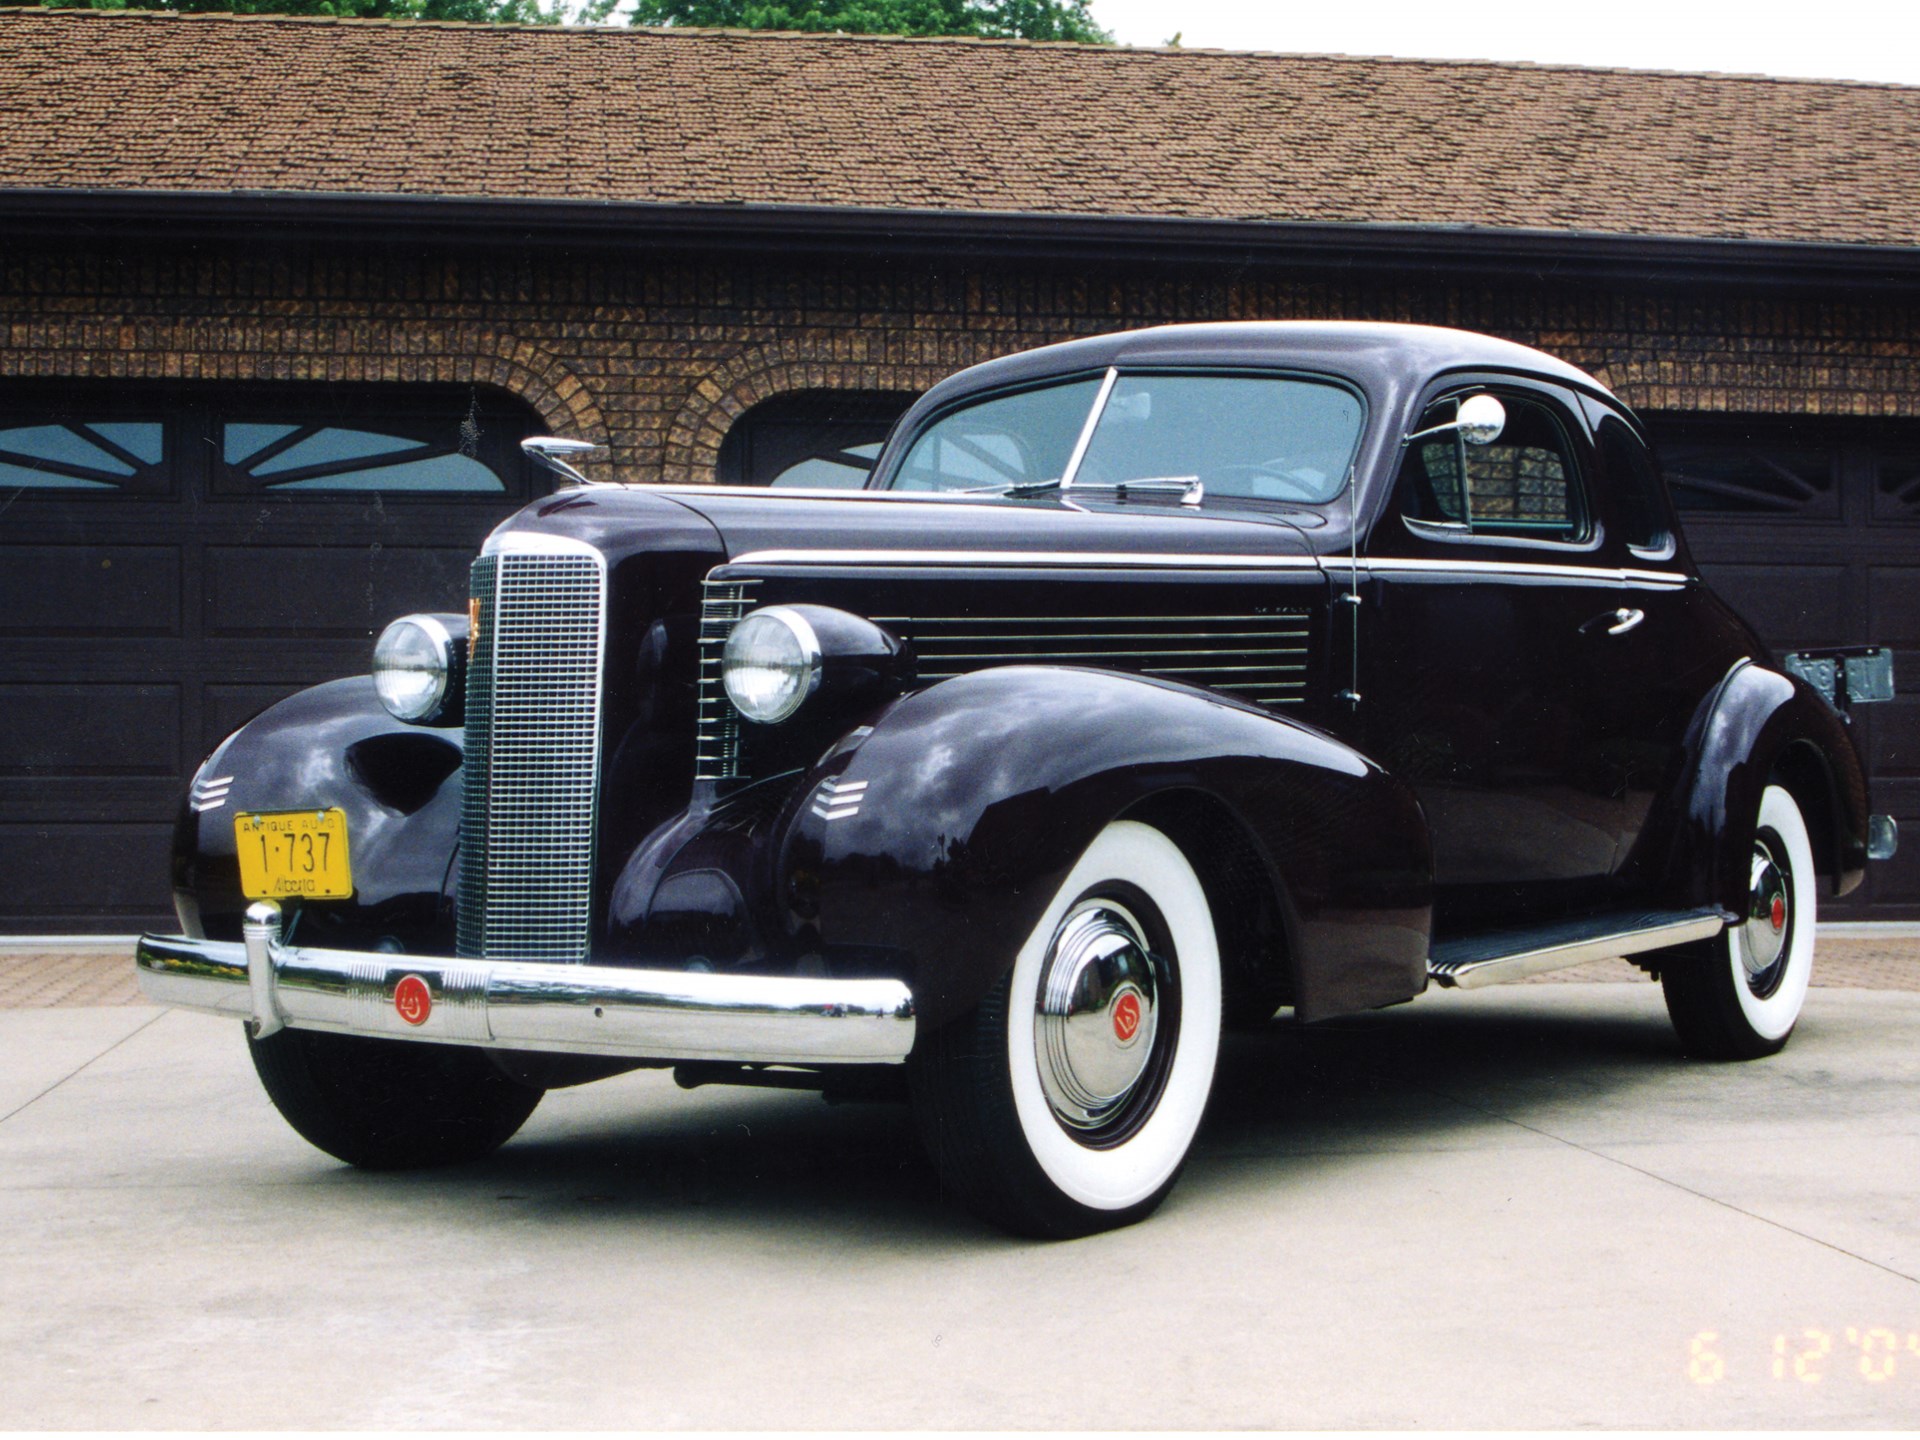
1662, 783, 1816, 1060
911, 819, 1222, 1237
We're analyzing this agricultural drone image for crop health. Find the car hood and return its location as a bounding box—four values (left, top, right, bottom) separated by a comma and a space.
641, 485, 1328, 565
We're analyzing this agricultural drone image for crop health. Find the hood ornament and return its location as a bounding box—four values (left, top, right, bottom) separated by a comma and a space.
522, 436, 609, 489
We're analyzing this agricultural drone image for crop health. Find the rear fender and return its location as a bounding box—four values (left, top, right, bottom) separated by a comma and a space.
1654, 660, 1869, 912
173, 677, 464, 947
775, 666, 1431, 1031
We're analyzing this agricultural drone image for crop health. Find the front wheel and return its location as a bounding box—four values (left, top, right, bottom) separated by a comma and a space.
1661, 783, 1816, 1060
248, 1027, 544, 1170
911, 820, 1222, 1238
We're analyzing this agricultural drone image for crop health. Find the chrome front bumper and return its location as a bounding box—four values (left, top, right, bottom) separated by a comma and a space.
136, 902, 916, 1066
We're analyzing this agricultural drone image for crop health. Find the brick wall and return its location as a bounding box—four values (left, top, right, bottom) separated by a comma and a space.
5, 238, 1920, 472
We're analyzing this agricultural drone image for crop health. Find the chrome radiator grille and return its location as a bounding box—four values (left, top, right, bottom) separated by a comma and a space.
457, 543, 607, 962
877, 611, 1312, 707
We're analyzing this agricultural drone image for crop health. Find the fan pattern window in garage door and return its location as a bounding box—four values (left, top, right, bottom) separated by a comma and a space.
219, 420, 506, 493
0, 421, 168, 491
207, 392, 536, 496
1659, 436, 1838, 517
717, 389, 918, 487
1873, 448, 1920, 522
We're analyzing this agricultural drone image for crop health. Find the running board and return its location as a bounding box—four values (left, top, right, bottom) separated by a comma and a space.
1428, 908, 1726, 989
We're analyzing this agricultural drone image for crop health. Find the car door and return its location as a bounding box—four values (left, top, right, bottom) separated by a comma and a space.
1578, 395, 1752, 880
1356, 377, 1642, 926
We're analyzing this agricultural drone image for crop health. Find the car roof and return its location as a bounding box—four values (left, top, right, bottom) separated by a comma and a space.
907, 321, 1612, 412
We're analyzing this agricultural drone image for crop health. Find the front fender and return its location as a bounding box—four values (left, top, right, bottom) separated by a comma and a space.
1653, 660, 1870, 913
778, 666, 1432, 1030
173, 677, 464, 949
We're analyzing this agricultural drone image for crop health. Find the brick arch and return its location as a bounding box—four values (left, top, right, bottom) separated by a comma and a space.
661, 342, 956, 484
1, 319, 607, 443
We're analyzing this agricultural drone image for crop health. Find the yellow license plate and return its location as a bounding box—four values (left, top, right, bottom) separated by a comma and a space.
234, 809, 353, 900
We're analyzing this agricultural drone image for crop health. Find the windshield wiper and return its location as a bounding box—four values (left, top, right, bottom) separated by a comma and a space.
960, 474, 1205, 506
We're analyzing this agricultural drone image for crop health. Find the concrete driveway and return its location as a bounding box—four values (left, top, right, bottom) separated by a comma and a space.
3, 964, 1919, 1428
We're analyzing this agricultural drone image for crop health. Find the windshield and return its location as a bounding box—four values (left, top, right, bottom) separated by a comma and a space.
885, 371, 1364, 504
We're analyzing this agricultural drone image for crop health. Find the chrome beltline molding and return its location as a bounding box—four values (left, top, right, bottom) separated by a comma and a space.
726, 548, 1692, 588
729, 548, 1326, 570
138, 906, 916, 1066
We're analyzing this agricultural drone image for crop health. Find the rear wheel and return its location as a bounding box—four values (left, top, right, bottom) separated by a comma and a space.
248, 1028, 544, 1170
911, 820, 1222, 1238
1661, 784, 1816, 1060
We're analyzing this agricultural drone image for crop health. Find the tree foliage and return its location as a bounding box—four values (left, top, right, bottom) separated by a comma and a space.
31, 0, 619, 22
33, 0, 1108, 30
625, 0, 1112, 41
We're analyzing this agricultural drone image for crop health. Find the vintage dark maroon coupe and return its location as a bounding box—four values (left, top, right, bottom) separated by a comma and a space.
138, 323, 1896, 1236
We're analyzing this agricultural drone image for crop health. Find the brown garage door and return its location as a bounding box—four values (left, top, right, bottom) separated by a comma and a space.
0, 382, 551, 934
1650, 413, 1920, 920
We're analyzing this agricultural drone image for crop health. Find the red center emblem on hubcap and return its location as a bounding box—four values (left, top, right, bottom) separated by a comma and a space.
1112, 991, 1142, 1043
394, 974, 433, 1026
1770, 896, 1787, 932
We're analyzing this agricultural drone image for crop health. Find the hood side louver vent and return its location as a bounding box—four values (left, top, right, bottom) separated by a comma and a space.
874, 612, 1312, 708
695, 576, 760, 784
694, 587, 1315, 789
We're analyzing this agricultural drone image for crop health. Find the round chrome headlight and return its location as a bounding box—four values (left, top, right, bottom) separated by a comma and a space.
722, 607, 822, 724
373, 614, 457, 723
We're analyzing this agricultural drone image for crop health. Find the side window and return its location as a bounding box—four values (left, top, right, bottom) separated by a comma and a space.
1399, 391, 1589, 543
1589, 407, 1673, 555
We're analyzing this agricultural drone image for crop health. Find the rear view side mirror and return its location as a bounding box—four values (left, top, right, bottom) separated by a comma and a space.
1455, 394, 1507, 446
1404, 393, 1508, 448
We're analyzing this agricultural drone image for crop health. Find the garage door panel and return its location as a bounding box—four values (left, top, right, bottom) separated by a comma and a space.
1863, 692, 1920, 778
1868, 566, 1920, 645
0, 823, 174, 925
204, 546, 475, 638
0, 777, 186, 823
1693, 562, 1848, 649
0, 684, 179, 777
0, 546, 179, 635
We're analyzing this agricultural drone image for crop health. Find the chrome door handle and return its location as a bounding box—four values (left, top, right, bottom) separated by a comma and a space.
1582, 607, 1645, 637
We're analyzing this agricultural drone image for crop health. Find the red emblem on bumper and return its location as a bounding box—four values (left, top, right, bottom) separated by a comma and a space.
394, 974, 433, 1026
1112, 990, 1142, 1043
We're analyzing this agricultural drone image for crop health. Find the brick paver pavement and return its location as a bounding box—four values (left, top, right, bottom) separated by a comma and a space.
2, 936, 1915, 1009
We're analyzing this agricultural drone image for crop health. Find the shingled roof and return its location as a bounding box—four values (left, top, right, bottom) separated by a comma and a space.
2, 7, 1918, 249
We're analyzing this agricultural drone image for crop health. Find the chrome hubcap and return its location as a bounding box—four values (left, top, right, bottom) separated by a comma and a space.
1739, 838, 1790, 992
1034, 901, 1162, 1131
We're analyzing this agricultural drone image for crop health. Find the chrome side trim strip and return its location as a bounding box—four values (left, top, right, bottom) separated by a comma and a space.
728, 548, 1325, 570
137, 910, 916, 1066
726, 549, 1692, 587
1331, 558, 1688, 587
1429, 910, 1725, 989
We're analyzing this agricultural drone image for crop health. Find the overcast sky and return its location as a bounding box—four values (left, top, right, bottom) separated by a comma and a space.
1088, 0, 1919, 86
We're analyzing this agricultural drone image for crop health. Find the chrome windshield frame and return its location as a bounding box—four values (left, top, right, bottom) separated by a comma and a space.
1057, 366, 1120, 495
